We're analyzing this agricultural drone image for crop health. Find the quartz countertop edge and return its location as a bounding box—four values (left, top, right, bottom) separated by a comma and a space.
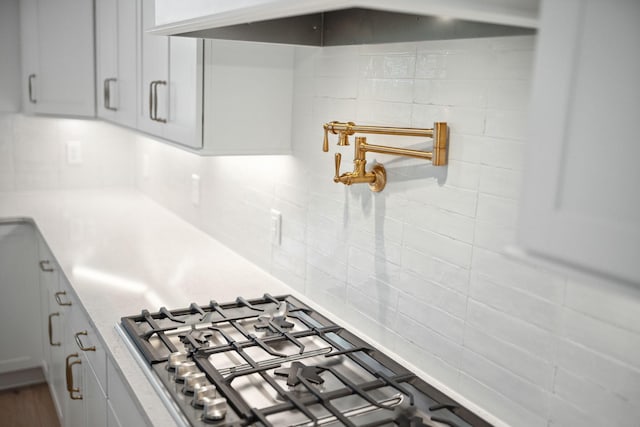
0, 188, 506, 427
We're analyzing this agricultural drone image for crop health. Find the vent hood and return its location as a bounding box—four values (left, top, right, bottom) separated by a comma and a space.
150, 0, 538, 46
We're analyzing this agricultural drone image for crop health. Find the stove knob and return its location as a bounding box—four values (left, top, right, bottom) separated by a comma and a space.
167, 352, 188, 370
175, 361, 198, 382
202, 397, 227, 421
192, 384, 217, 408
183, 372, 208, 394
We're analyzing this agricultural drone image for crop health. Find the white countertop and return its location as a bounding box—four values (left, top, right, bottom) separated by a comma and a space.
0, 188, 504, 427
0, 188, 292, 426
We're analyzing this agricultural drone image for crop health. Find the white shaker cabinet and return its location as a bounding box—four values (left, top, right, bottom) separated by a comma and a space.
96, 0, 138, 128
0, 222, 42, 378
518, 0, 640, 285
19, 0, 95, 117
138, 0, 203, 149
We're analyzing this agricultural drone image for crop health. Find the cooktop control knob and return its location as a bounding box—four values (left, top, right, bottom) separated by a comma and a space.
175, 361, 198, 382
202, 397, 227, 421
183, 372, 208, 394
192, 384, 217, 408
167, 351, 188, 370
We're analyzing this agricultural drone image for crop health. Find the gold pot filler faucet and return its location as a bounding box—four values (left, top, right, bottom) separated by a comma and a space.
322, 121, 449, 192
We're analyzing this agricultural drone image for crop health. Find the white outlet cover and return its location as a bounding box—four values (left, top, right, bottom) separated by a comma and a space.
66, 140, 83, 165
270, 209, 282, 245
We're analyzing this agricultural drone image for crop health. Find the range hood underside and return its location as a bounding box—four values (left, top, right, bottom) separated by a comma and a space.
172, 8, 535, 46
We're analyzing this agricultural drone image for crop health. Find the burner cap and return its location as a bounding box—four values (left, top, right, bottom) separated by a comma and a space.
255, 302, 294, 332
274, 362, 324, 387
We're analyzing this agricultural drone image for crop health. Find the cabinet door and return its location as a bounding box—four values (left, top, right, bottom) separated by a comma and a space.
138, 0, 202, 148
83, 359, 107, 427
107, 357, 149, 426
38, 239, 59, 381
19, 0, 38, 114
96, 0, 138, 128
139, 0, 168, 136
0, 223, 42, 375
25, 0, 95, 116
519, 0, 640, 285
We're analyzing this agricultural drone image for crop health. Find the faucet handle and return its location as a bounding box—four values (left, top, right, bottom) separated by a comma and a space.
322, 124, 329, 152
333, 153, 342, 182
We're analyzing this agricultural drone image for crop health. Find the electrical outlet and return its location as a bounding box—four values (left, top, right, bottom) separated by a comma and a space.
191, 174, 200, 206
270, 209, 282, 246
66, 141, 83, 165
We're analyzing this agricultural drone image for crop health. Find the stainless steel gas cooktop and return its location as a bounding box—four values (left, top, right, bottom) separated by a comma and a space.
120, 294, 491, 427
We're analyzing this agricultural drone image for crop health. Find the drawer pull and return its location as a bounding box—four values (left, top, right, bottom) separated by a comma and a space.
28, 74, 36, 103
54, 291, 72, 306
48, 313, 61, 347
65, 353, 82, 400
74, 331, 96, 352
39, 260, 54, 272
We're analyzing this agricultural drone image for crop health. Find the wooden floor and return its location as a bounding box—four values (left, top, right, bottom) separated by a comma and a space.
0, 383, 60, 427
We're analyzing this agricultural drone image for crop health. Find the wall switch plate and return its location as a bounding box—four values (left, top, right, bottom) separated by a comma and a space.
191, 174, 200, 206
270, 209, 282, 246
66, 141, 83, 165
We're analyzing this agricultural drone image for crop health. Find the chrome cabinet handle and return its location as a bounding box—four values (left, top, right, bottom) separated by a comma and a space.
148, 80, 156, 120
28, 74, 36, 103
39, 260, 54, 272
74, 331, 96, 352
153, 80, 167, 123
54, 291, 72, 306
48, 313, 61, 346
65, 353, 83, 400
104, 77, 118, 111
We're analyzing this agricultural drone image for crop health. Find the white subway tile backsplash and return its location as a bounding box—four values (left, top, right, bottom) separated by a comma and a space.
401, 247, 470, 294
553, 368, 640, 427
460, 348, 550, 415
564, 277, 640, 335
463, 326, 555, 390
458, 373, 547, 427
469, 274, 562, 332
547, 395, 592, 427
484, 109, 528, 140
394, 269, 467, 319
487, 80, 531, 110
556, 339, 640, 404
395, 313, 463, 365
417, 80, 488, 108
397, 293, 465, 343
560, 308, 640, 369
472, 247, 566, 303
402, 200, 475, 243
403, 223, 473, 269
478, 166, 522, 199
358, 78, 414, 103
466, 299, 557, 361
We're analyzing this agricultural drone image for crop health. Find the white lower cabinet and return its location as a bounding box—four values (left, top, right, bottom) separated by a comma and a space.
0, 222, 42, 378
106, 357, 148, 427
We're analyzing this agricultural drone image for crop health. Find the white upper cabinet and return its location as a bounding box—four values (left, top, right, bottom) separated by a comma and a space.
138, 0, 203, 149
96, 0, 138, 128
518, 0, 640, 285
19, 0, 95, 117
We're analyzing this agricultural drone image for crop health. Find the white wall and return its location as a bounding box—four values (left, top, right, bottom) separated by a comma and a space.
0, 114, 135, 191
133, 35, 640, 426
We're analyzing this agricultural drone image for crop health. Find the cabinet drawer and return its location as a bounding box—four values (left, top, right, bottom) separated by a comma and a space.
62, 280, 108, 395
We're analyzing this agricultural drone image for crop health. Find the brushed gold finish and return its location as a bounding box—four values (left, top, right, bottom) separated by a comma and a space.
65, 354, 82, 400
54, 291, 72, 306
323, 121, 448, 191
74, 331, 96, 352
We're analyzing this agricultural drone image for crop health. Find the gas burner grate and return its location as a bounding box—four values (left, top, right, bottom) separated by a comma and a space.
121, 294, 492, 427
